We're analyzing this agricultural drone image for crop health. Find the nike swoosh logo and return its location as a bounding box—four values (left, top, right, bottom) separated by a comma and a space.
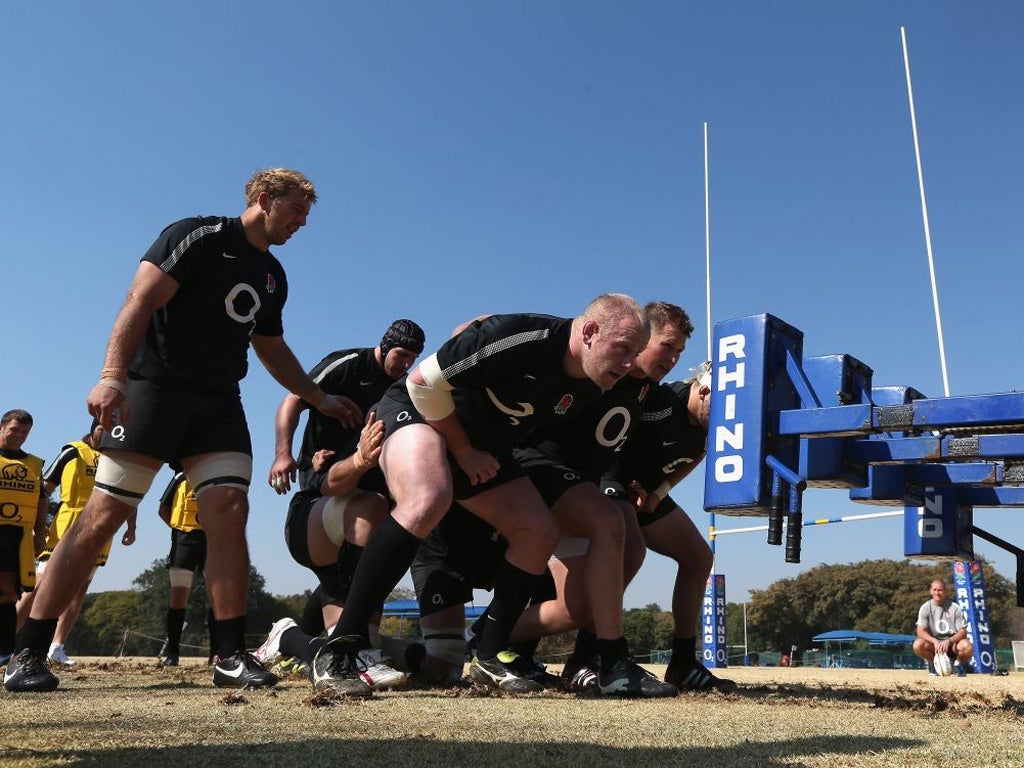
217, 663, 245, 678
524, 374, 537, 380
222, 252, 237, 259
662, 441, 677, 446
359, 380, 374, 386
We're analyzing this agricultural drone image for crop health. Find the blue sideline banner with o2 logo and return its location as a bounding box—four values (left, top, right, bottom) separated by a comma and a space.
702, 574, 728, 668
952, 561, 997, 674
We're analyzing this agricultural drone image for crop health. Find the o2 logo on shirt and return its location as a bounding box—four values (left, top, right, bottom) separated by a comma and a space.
224, 283, 262, 333
595, 406, 631, 452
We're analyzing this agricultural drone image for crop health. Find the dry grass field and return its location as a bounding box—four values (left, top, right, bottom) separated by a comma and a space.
2, 659, 1021, 768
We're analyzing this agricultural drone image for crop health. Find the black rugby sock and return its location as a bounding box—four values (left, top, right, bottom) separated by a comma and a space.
299, 587, 326, 636
164, 608, 186, 656
476, 560, 542, 661
279, 626, 325, 663
330, 516, 421, 646
336, 542, 365, 583
0, 602, 16, 654
206, 608, 218, 657
597, 636, 629, 673
570, 627, 598, 663
18, 617, 58, 654
299, 589, 325, 638
214, 616, 247, 659
670, 635, 698, 669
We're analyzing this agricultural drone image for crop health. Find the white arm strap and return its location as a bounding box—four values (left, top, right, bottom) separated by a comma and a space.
407, 354, 456, 421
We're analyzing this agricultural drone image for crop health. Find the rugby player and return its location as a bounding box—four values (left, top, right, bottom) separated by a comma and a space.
6, 169, 352, 693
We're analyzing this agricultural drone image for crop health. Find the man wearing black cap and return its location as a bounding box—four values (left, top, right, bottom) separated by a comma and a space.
268, 318, 426, 495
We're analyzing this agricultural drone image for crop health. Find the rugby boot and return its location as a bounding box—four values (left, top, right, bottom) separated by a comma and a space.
47, 643, 77, 667
469, 650, 544, 693
561, 656, 599, 693
311, 637, 372, 697
666, 661, 737, 692
356, 648, 409, 690
213, 652, 279, 689
598, 658, 678, 698
3, 649, 60, 692
513, 654, 563, 690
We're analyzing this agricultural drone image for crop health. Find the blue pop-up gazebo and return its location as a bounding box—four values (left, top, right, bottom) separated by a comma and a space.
811, 629, 918, 667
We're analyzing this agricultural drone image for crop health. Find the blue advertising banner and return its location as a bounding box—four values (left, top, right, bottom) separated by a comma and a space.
951, 561, 997, 673
702, 574, 728, 668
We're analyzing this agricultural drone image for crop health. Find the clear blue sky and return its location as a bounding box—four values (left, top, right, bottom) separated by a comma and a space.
4, 3, 1022, 614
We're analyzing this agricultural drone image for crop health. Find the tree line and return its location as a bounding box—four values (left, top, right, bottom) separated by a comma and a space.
61, 557, 1019, 658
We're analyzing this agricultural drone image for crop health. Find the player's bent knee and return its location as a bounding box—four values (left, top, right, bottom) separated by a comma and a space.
187, 452, 252, 496
320, 493, 354, 547
94, 455, 160, 509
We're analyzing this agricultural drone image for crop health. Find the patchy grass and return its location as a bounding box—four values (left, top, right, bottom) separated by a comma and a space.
1, 660, 1021, 768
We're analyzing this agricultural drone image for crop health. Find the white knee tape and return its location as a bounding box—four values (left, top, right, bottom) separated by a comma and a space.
169, 567, 194, 589
551, 536, 589, 562
35, 558, 49, 576
186, 452, 252, 496
94, 455, 159, 509
320, 493, 353, 548
424, 627, 468, 665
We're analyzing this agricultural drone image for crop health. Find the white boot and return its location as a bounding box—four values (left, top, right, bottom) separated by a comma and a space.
47, 643, 77, 666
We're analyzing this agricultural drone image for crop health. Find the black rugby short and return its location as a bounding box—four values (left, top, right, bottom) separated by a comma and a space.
0, 525, 23, 574
600, 478, 677, 525
516, 448, 588, 507
167, 528, 207, 572
99, 377, 251, 460
411, 505, 507, 618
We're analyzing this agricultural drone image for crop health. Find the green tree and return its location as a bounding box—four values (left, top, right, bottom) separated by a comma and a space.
76, 591, 144, 655
623, 603, 674, 654
276, 591, 314, 624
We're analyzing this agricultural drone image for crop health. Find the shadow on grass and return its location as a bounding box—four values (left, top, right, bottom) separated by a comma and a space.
3, 734, 925, 768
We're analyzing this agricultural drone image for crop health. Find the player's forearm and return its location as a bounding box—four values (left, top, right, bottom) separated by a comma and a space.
320, 454, 368, 497
253, 336, 327, 409
101, 295, 155, 378
273, 395, 305, 457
